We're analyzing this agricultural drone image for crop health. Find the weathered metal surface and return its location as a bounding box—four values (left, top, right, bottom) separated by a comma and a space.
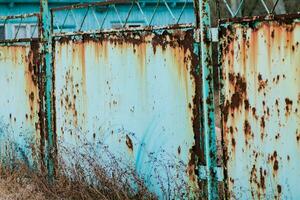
0, 42, 42, 168
53, 28, 202, 198
50, 0, 195, 34
52, 23, 195, 37
51, 0, 194, 12
51, 0, 137, 12
0, 12, 40, 42
220, 16, 300, 199
197, 0, 219, 199
41, 0, 56, 180
0, 12, 39, 21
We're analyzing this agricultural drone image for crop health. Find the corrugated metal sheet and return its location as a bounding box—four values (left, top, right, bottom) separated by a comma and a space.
0, 42, 42, 168
53, 28, 202, 198
220, 18, 300, 199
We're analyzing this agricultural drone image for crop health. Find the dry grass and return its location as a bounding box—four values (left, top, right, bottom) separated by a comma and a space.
0, 139, 203, 199
0, 166, 48, 200
0, 121, 202, 199
0, 161, 157, 200
0, 139, 157, 200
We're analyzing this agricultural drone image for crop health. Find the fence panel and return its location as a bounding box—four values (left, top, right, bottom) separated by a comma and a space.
0, 40, 43, 169
53, 26, 203, 198
219, 14, 300, 199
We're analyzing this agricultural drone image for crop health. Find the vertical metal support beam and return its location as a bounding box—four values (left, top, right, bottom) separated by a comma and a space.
40, 0, 55, 180
198, 0, 219, 199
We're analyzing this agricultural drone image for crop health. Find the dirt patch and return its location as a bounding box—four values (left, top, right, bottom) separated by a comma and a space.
0, 174, 47, 200
0, 164, 156, 200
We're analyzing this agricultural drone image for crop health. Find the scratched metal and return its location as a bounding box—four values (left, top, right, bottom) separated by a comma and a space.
0, 42, 41, 168
53, 28, 202, 198
220, 17, 300, 199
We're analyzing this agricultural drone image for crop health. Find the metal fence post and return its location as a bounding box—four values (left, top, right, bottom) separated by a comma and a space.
198, 0, 219, 199
40, 0, 55, 180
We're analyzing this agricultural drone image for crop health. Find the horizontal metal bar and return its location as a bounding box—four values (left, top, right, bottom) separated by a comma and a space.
52, 23, 195, 38
0, 13, 40, 21
51, 0, 193, 12
219, 12, 300, 24
51, 0, 133, 12
0, 38, 39, 44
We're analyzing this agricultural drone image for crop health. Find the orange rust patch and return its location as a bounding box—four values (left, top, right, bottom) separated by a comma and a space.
94, 41, 108, 63
172, 46, 191, 103
136, 43, 147, 77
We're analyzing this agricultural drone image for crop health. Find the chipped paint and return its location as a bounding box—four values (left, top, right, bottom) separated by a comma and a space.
220, 16, 300, 199
53, 28, 202, 198
0, 42, 42, 169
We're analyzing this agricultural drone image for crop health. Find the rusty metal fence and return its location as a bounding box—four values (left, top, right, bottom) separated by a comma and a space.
0, 13, 45, 170
218, 1, 300, 199
0, 0, 299, 199
50, 1, 218, 199
0, 1, 218, 199
51, 0, 194, 33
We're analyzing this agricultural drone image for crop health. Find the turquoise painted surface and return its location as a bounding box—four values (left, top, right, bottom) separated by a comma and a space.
53, 28, 202, 198
0, 2, 195, 39
0, 43, 42, 169
220, 18, 300, 199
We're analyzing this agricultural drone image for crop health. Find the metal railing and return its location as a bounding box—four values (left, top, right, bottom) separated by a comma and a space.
0, 13, 40, 43
215, 0, 300, 20
50, 0, 193, 34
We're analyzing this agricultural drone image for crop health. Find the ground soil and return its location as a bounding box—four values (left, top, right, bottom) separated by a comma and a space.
0, 177, 47, 200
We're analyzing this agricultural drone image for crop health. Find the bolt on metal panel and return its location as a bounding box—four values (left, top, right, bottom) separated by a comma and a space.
219, 15, 300, 199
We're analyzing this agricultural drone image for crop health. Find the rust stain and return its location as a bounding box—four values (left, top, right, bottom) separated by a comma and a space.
249, 29, 259, 74
125, 135, 133, 152
79, 43, 87, 96
267, 151, 279, 177
94, 40, 108, 62
223, 73, 247, 123
55, 29, 203, 190
62, 68, 78, 127
259, 167, 266, 190
188, 50, 202, 186
0, 46, 27, 66
152, 33, 167, 54
59, 41, 91, 128
228, 126, 236, 153
260, 116, 266, 140
258, 74, 268, 92
249, 164, 267, 199
263, 24, 272, 69
136, 43, 146, 77
220, 19, 300, 199
285, 98, 293, 116
25, 42, 40, 126
173, 46, 190, 104
243, 120, 252, 145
